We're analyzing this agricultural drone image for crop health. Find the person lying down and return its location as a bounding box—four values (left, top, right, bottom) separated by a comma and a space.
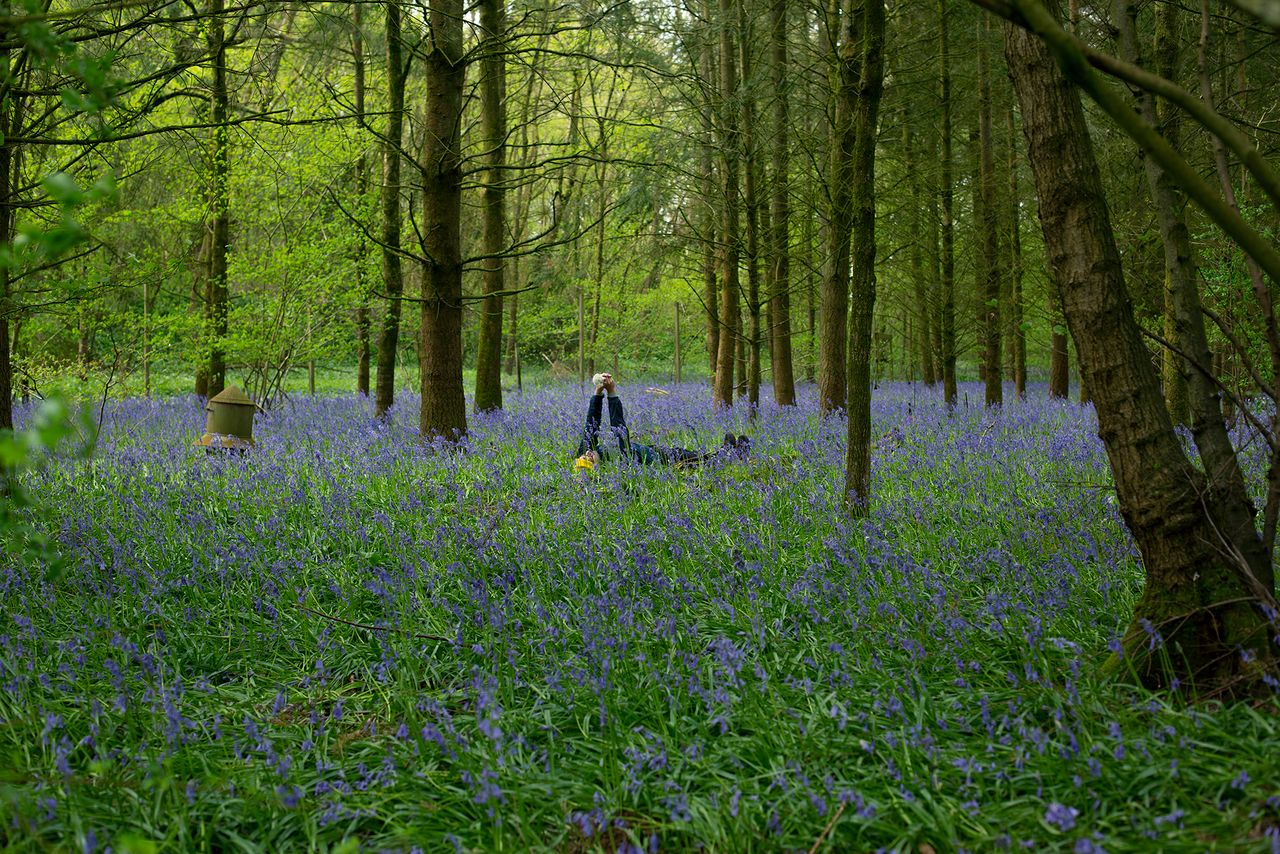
573, 373, 750, 471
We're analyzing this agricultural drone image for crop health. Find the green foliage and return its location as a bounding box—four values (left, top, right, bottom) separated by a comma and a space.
0, 397, 96, 582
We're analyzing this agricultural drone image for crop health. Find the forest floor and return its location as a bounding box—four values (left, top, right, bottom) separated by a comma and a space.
2, 383, 1278, 852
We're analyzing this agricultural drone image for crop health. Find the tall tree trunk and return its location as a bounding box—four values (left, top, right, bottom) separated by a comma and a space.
978, 16, 1002, 406
206, 0, 230, 397
353, 3, 371, 396
819, 0, 854, 414
768, 0, 796, 405
503, 25, 551, 377
1005, 5, 1273, 692
588, 158, 607, 379
1006, 101, 1026, 397
846, 0, 885, 513
0, 111, 11, 432
473, 0, 506, 413
713, 0, 741, 408
804, 184, 816, 384
927, 133, 943, 381
939, 0, 957, 406
1113, 0, 1189, 423
419, 0, 467, 439
906, 118, 936, 386
699, 2, 720, 379
739, 2, 762, 408
375, 1, 405, 418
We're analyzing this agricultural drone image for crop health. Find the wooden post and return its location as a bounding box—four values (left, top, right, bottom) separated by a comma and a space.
674, 301, 682, 383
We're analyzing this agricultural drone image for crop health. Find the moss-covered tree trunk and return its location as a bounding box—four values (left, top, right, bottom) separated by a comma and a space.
352, 2, 371, 397
1005, 9, 1273, 693
374, 1, 405, 419
473, 0, 506, 413
845, 0, 884, 513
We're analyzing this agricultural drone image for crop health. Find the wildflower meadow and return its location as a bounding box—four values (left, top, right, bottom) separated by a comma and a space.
2, 382, 1278, 852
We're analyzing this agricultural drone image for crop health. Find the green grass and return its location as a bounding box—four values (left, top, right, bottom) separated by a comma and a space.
1, 386, 1277, 852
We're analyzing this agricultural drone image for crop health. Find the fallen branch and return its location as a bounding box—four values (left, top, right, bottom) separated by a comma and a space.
296, 603, 455, 645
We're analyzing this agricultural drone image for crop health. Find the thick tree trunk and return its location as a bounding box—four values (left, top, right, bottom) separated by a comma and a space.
768, 0, 796, 405
375, 2, 405, 418
206, 0, 230, 397
939, 0, 957, 406
353, 3, 371, 396
419, 0, 467, 439
845, 0, 884, 514
1005, 8, 1273, 693
713, 0, 741, 408
978, 17, 1002, 406
473, 0, 506, 413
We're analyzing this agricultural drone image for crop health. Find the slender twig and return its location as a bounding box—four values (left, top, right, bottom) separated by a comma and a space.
808, 801, 847, 854
295, 603, 455, 645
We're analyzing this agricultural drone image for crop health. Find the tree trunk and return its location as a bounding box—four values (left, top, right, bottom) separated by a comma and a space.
978, 16, 1002, 406
0, 139, 11, 431
419, 0, 467, 439
768, 0, 796, 405
939, 0, 957, 406
739, 2, 761, 409
1006, 101, 1026, 397
713, 0, 741, 408
906, 118, 936, 386
206, 0, 230, 397
353, 2, 371, 396
846, 0, 885, 513
375, 1, 405, 418
473, 0, 506, 413
1005, 6, 1273, 693
819, 0, 854, 414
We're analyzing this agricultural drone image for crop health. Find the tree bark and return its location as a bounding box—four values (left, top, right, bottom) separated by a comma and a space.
205, 0, 230, 397
699, 12, 720, 380
768, 0, 796, 405
713, 0, 741, 408
939, 0, 957, 406
419, 0, 467, 439
978, 16, 1002, 406
1006, 100, 1026, 396
819, 0, 855, 414
906, 118, 936, 386
1005, 4, 1273, 693
353, 2, 371, 396
473, 0, 506, 413
739, 1, 762, 408
375, 1, 405, 418
845, 0, 884, 513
